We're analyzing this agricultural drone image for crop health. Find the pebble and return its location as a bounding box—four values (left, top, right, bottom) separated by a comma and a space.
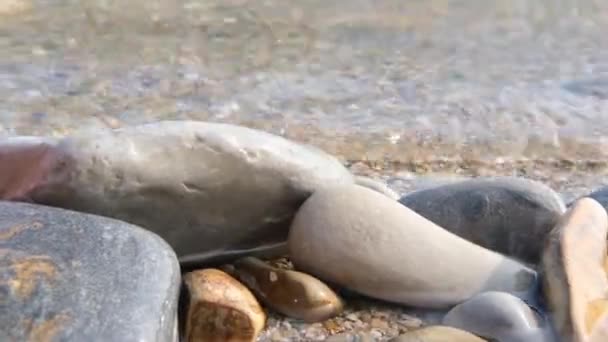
398, 176, 566, 264
0, 201, 180, 342
325, 332, 377, 342
288, 184, 539, 309
443, 291, 547, 342
388, 325, 487, 342
182, 268, 266, 342
541, 197, 608, 342
229, 256, 344, 323
0, 121, 355, 267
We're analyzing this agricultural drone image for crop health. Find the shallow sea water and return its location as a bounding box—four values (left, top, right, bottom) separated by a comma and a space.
2, 0, 608, 162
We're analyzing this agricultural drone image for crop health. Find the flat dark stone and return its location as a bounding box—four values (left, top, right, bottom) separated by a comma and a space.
398, 177, 566, 265
0, 201, 180, 342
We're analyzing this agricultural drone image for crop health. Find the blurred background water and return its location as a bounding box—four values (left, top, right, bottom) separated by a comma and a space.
1, 0, 608, 162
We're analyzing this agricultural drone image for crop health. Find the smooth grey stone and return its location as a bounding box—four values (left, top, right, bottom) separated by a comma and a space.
398, 176, 566, 265
288, 184, 538, 309
0, 201, 180, 342
443, 291, 548, 342
0, 121, 354, 267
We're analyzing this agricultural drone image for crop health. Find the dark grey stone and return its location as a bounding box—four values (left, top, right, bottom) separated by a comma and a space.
398, 177, 566, 265
0, 121, 354, 267
576, 186, 608, 209
0, 201, 180, 342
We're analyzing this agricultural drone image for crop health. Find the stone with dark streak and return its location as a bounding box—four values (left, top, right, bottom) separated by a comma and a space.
0, 121, 355, 267
398, 176, 566, 265
0, 201, 180, 342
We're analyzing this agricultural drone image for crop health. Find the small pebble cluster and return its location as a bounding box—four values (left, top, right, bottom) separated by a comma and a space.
1, 120, 608, 342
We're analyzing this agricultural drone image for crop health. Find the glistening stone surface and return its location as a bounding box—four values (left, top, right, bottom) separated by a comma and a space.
288, 184, 538, 309
0, 201, 180, 342
229, 256, 344, 323
0, 121, 354, 266
398, 176, 566, 264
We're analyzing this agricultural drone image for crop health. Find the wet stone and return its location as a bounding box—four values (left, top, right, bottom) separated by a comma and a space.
182, 268, 266, 342
0, 201, 181, 342
229, 256, 344, 323
398, 176, 566, 265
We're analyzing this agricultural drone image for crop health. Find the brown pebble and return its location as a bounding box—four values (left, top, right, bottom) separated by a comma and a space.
183, 268, 266, 342
231, 256, 344, 323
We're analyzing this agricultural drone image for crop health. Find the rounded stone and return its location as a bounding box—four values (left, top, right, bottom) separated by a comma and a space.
443, 291, 546, 342
0, 121, 355, 267
541, 197, 608, 342
183, 268, 266, 342
288, 184, 538, 309
398, 176, 566, 264
388, 326, 487, 342
229, 256, 344, 322
0, 201, 180, 342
